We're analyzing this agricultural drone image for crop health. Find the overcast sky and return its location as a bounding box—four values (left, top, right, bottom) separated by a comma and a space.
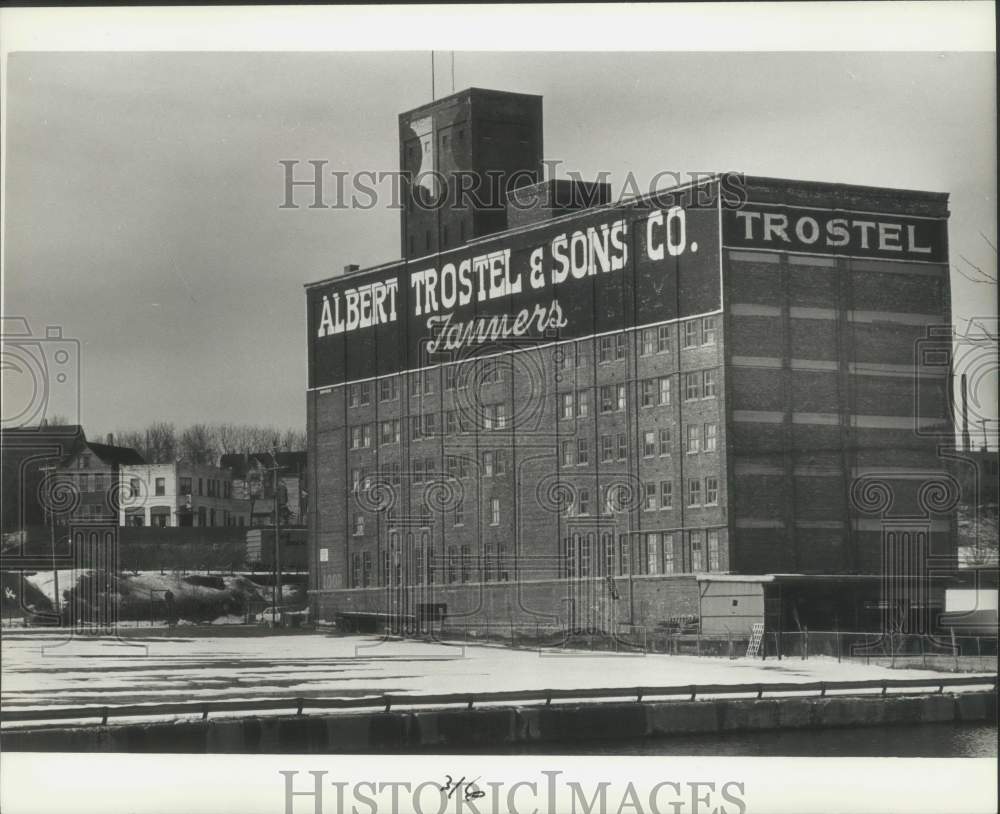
3, 51, 996, 442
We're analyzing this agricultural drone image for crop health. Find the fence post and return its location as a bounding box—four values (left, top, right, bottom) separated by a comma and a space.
727, 630, 733, 660
921, 634, 926, 669
835, 625, 841, 663
951, 628, 958, 672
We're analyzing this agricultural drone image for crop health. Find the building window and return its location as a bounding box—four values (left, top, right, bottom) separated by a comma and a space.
379, 376, 398, 402
561, 440, 574, 468
619, 534, 630, 576
353, 514, 365, 536
410, 416, 423, 441
198, 478, 204, 496
603, 533, 615, 576
690, 530, 705, 571
495, 449, 508, 476
643, 431, 656, 458
616, 384, 626, 411
380, 419, 400, 446
561, 392, 575, 420
351, 467, 364, 492
703, 369, 717, 398
445, 410, 459, 435
78, 473, 90, 492
657, 325, 671, 353
423, 412, 437, 436
615, 334, 627, 360
576, 389, 591, 417
564, 536, 577, 578
600, 435, 614, 463
578, 488, 591, 515
658, 428, 671, 456
704, 422, 718, 452
663, 532, 675, 574
707, 529, 720, 571
490, 497, 501, 526
576, 438, 589, 466
644, 481, 658, 511
641, 328, 656, 356
580, 534, 593, 577
687, 479, 702, 507
454, 497, 464, 526
641, 379, 656, 408
701, 316, 717, 346
351, 553, 361, 588
350, 424, 372, 449
616, 433, 627, 461
197, 506, 206, 526
413, 459, 425, 484
600, 385, 615, 413
660, 480, 673, 509
361, 551, 372, 587
599, 336, 613, 364
647, 532, 661, 575
686, 424, 701, 454
460, 544, 471, 582
658, 376, 672, 406
684, 372, 701, 401
683, 321, 699, 349
558, 344, 576, 371
482, 450, 495, 477
155, 477, 165, 496
445, 365, 457, 391
131, 477, 143, 498
447, 546, 458, 584
705, 476, 719, 506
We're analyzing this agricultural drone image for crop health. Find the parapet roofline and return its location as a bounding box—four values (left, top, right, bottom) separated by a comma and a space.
303, 173, 950, 290
399, 87, 543, 118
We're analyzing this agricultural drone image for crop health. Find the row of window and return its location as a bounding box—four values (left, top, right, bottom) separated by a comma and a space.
348, 359, 507, 408
558, 317, 718, 371
555, 370, 714, 420
346, 527, 722, 588
561, 475, 719, 517
349, 541, 515, 590
352, 496, 501, 536
351, 403, 511, 449
343, 318, 719, 410
564, 528, 722, 577
563, 422, 717, 467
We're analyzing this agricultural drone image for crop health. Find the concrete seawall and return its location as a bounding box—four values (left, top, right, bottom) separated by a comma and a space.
3, 691, 995, 753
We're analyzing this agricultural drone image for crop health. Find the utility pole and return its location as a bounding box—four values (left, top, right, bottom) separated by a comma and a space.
38, 464, 61, 618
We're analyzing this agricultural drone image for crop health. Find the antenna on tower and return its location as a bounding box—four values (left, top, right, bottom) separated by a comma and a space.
451, 52, 455, 93
431, 52, 436, 100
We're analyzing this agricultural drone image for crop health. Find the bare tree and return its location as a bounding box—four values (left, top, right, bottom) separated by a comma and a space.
145, 422, 177, 463
179, 423, 215, 465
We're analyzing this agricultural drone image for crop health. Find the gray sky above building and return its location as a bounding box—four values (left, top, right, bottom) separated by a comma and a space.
3, 51, 996, 441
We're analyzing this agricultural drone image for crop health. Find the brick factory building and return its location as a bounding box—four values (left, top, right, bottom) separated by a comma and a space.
305, 89, 956, 635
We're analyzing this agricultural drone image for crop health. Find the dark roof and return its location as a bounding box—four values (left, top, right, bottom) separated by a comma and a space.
220, 451, 306, 478
85, 441, 146, 466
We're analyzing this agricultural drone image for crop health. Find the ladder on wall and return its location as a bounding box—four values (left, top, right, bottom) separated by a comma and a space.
746, 623, 765, 658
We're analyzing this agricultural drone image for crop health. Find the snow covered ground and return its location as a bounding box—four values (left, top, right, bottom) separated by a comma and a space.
2, 631, 992, 722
